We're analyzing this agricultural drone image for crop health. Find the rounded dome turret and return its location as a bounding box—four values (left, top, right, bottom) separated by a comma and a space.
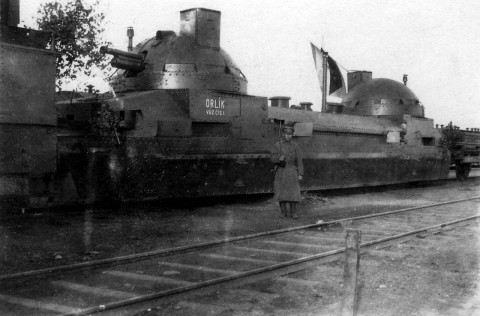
342, 78, 424, 117
107, 8, 248, 94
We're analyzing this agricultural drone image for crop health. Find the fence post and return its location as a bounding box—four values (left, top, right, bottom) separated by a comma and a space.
340, 229, 361, 316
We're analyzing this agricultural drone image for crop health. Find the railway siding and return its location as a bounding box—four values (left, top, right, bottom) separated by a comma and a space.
0, 196, 478, 315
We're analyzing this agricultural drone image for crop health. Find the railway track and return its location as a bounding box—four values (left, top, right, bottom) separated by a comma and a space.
0, 197, 479, 316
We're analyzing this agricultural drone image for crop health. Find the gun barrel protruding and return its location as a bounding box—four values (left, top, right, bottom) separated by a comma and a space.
100, 46, 145, 72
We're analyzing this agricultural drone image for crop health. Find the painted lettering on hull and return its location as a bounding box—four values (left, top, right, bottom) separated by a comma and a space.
206, 109, 225, 115
205, 98, 226, 116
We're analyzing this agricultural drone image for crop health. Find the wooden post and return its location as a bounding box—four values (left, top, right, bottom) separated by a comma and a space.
340, 229, 361, 316
321, 51, 328, 113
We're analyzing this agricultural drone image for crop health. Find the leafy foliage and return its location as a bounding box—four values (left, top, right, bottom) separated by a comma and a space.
439, 122, 464, 158
36, 0, 111, 88
90, 103, 120, 144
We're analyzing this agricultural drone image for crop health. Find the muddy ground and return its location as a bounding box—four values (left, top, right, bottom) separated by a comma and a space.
0, 174, 479, 315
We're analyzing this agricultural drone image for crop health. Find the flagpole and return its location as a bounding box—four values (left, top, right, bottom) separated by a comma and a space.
322, 51, 328, 113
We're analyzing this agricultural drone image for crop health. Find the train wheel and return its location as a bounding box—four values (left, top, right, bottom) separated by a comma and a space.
455, 163, 470, 181
464, 164, 471, 178
455, 163, 465, 180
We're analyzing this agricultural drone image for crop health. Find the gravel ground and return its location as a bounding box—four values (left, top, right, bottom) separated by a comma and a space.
0, 174, 479, 315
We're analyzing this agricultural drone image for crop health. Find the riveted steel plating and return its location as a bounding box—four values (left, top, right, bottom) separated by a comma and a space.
105, 9, 248, 95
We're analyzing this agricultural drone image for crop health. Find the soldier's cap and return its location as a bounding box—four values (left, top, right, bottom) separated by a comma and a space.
282, 125, 294, 134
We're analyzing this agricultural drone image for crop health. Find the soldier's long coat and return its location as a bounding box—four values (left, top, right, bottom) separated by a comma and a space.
271, 139, 304, 202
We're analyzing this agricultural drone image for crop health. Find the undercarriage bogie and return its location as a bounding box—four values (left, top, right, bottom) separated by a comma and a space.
455, 162, 471, 181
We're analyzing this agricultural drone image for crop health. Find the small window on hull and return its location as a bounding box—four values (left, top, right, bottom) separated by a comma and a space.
422, 137, 435, 146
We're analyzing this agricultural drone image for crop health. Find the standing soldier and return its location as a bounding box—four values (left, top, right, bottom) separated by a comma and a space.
400, 117, 408, 144
271, 123, 304, 219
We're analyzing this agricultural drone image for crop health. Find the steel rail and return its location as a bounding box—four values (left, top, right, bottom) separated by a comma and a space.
1, 195, 479, 282
62, 214, 480, 315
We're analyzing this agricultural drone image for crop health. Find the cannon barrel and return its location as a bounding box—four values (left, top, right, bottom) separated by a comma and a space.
100, 46, 145, 72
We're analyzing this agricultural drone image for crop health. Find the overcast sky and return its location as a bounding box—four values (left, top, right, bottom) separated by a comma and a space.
21, 0, 480, 129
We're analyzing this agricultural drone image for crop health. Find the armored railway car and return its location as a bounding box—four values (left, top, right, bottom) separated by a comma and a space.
0, 0, 57, 207
56, 8, 453, 203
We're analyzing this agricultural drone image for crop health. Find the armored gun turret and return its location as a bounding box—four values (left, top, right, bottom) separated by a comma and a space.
102, 8, 247, 94
99, 46, 145, 73
341, 71, 425, 119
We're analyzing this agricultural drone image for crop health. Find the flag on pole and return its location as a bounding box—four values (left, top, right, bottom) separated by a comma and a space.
311, 42, 346, 99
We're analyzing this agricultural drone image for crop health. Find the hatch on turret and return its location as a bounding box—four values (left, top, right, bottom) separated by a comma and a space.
341, 71, 424, 118
180, 8, 220, 49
